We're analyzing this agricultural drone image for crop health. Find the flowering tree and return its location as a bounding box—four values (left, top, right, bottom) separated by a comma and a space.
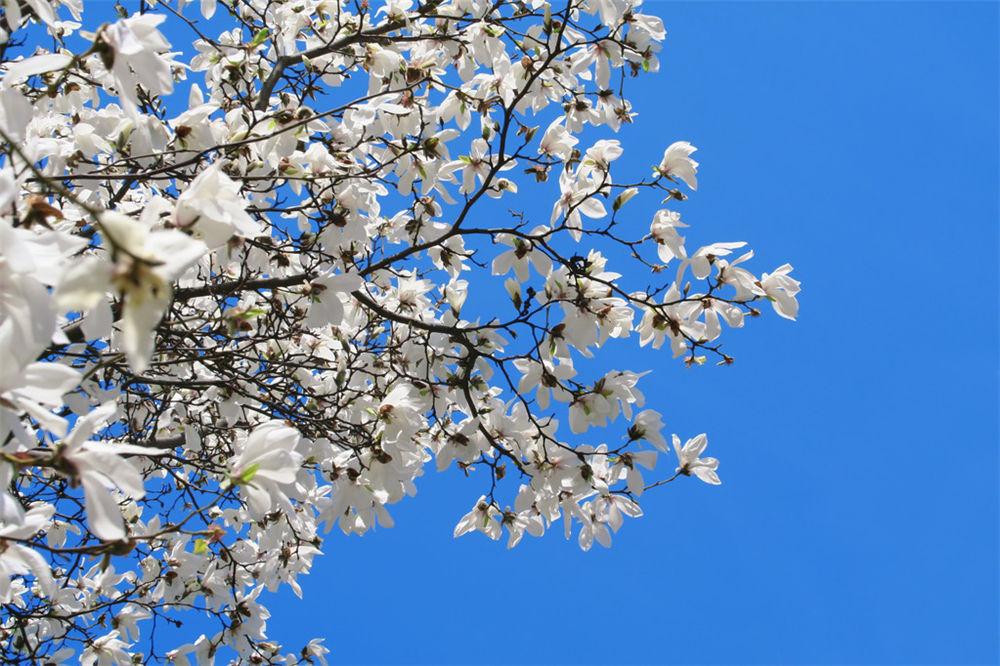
0, 0, 800, 662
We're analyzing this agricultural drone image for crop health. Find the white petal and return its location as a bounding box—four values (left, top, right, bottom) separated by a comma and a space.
120, 292, 168, 374
685, 433, 709, 458
8, 544, 56, 597
2, 53, 72, 83
21, 363, 81, 406
80, 474, 126, 541
694, 466, 721, 485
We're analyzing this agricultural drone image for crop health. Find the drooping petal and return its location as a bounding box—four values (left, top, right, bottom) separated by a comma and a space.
79, 474, 126, 541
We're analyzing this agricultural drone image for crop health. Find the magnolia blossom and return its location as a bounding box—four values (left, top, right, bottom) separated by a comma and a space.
81, 630, 133, 666
650, 209, 688, 264
583, 139, 624, 172
551, 169, 609, 241
173, 163, 261, 247
492, 229, 554, 282
58, 402, 167, 541
0, 359, 80, 443
673, 433, 722, 485
454, 496, 503, 540
0, 505, 57, 601
658, 141, 699, 190
685, 241, 748, 280
538, 118, 578, 160
760, 264, 802, 320
630, 409, 669, 452
96, 14, 178, 118
0, 218, 84, 358
228, 422, 304, 517
0, 464, 22, 524
56, 212, 206, 372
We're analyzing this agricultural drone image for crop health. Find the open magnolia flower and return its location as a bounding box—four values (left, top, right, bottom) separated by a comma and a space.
0, 358, 80, 444
94, 14, 178, 118
56, 212, 206, 372
657, 141, 700, 190
227, 422, 305, 518
673, 433, 722, 485
172, 163, 262, 248
56, 402, 168, 541
0, 505, 57, 602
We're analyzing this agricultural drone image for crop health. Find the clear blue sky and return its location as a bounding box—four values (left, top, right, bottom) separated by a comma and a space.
260, 2, 998, 664
33, 1, 999, 663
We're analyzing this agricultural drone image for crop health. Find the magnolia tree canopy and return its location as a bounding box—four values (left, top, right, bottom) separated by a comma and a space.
0, 0, 800, 662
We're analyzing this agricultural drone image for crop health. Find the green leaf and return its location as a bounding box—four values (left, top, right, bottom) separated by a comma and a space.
642, 60, 650, 73
239, 463, 260, 484
238, 307, 266, 320
193, 539, 208, 555
249, 28, 270, 48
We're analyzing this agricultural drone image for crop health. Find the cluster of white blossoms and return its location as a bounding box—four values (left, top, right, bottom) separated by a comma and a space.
0, 0, 799, 662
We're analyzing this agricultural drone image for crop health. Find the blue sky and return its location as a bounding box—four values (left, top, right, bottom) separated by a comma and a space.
18, 0, 997, 663
259, 2, 998, 664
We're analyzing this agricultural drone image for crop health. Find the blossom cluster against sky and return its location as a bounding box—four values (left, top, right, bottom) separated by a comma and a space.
249, 2, 997, 664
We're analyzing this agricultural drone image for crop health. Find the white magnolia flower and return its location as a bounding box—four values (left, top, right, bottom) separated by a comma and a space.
304, 271, 363, 329
1, 56, 63, 140
59, 401, 167, 541
56, 212, 207, 372
492, 228, 553, 282
551, 170, 608, 241
453, 496, 502, 540
501, 507, 545, 549
0, 359, 80, 442
512, 356, 575, 409
97, 14, 178, 118
672, 433, 721, 485
630, 409, 669, 452
595, 491, 643, 533
81, 630, 131, 666
575, 501, 612, 551
658, 141, 699, 190
538, 118, 578, 161
685, 241, 747, 280
0, 504, 57, 601
613, 448, 658, 496
0, 464, 23, 524
582, 139, 624, 173
650, 209, 688, 264
1, 52, 72, 84
0, 220, 58, 359
173, 163, 261, 247
164, 634, 217, 666
760, 264, 801, 320
228, 422, 304, 517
